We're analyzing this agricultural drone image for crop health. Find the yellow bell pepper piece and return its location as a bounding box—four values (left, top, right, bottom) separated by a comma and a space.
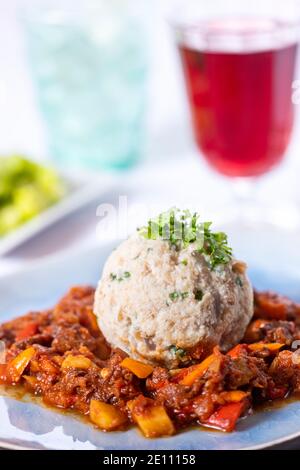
248, 343, 284, 352
90, 399, 127, 431
61, 355, 93, 370
128, 397, 175, 438
6, 347, 35, 382
121, 357, 154, 378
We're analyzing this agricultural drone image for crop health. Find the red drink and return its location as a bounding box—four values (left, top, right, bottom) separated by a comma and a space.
179, 20, 298, 177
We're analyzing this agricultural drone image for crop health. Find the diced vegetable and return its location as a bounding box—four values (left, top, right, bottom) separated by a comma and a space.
81, 308, 100, 336
217, 391, 249, 404
90, 399, 127, 431
227, 344, 248, 358
120, 357, 154, 379
248, 343, 284, 352
179, 353, 219, 386
100, 368, 110, 379
15, 322, 38, 342
38, 355, 60, 375
0, 364, 7, 384
23, 375, 38, 388
61, 355, 93, 370
29, 359, 41, 373
205, 401, 245, 432
52, 355, 64, 367
6, 347, 35, 382
128, 397, 175, 438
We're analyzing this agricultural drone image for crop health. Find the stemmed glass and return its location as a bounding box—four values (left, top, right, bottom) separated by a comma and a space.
170, 0, 300, 227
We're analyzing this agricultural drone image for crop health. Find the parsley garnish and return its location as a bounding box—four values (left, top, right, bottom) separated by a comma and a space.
169, 292, 180, 301
169, 345, 187, 360
138, 208, 232, 269
181, 259, 188, 266
110, 271, 131, 282
169, 291, 189, 301
201, 222, 233, 269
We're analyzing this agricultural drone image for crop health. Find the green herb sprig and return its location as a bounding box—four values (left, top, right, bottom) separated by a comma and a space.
138, 208, 232, 269
169, 345, 187, 360
169, 291, 189, 302
110, 271, 131, 282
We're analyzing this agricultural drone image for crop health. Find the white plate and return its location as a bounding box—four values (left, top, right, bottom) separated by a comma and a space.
1, 243, 300, 449
0, 171, 117, 257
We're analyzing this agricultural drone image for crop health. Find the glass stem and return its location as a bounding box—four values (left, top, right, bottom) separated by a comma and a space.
230, 177, 261, 225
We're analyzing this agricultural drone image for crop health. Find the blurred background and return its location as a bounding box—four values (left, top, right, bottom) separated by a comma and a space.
1, 0, 300, 276
0, 0, 190, 165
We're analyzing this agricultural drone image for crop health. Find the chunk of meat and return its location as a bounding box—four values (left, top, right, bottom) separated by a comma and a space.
51, 325, 98, 354
244, 319, 295, 346
269, 350, 295, 385
225, 355, 269, 390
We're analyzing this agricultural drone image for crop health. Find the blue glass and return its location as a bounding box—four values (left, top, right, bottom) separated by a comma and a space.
23, 5, 148, 170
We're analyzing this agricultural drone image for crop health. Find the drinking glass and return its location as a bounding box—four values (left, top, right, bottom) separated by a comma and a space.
23, 0, 148, 171
171, 0, 300, 223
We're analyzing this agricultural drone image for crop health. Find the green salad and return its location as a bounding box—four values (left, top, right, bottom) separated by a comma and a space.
0, 156, 67, 236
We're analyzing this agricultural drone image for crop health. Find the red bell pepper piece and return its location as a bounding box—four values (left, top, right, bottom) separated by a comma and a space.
205, 401, 245, 432
0, 364, 7, 384
15, 323, 38, 342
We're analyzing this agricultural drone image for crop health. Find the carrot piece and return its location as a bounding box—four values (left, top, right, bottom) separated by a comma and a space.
127, 397, 175, 438
205, 401, 245, 432
90, 399, 127, 431
15, 323, 38, 342
248, 343, 284, 352
179, 354, 218, 386
227, 344, 248, 358
120, 358, 154, 379
6, 347, 35, 383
